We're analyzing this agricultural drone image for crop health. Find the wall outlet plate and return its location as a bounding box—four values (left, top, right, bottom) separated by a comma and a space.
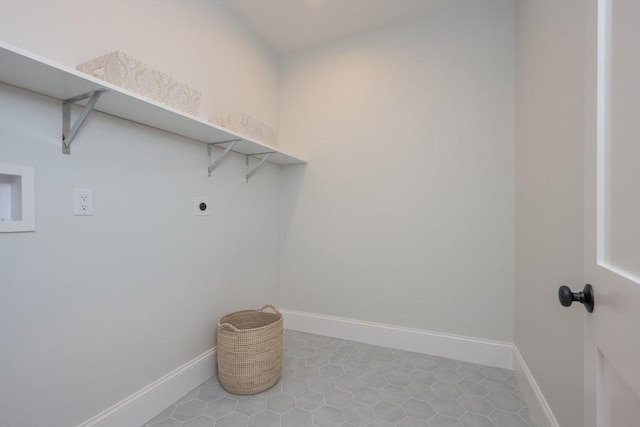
194, 196, 209, 216
74, 188, 93, 216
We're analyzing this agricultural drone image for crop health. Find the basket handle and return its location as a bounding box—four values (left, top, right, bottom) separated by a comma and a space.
259, 304, 281, 316
219, 322, 240, 333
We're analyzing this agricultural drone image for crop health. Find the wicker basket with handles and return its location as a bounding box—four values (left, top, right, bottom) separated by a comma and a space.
217, 305, 283, 394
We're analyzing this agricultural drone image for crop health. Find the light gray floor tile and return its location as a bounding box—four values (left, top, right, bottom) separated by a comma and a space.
307, 354, 330, 368
336, 374, 363, 391
480, 366, 510, 380
366, 420, 395, 427
280, 408, 311, 427
235, 396, 266, 416
320, 364, 345, 378
406, 383, 437, 402
432, 382, 463, 399
199, 384, 227, 402
173, 400, 206, 421
309, 376, 336, 393
259, 383, 282, 398
329, 353, 352, 366
379, 384, 410, 403
481, 378, 515, 393
428, 414, 462, 427
485, 390, 523, 412
183, 416, 215, 427
338, 344, 359, 355
295, 347, 316, 358
325, 387, 354, 408
204, 398, 237, 419
295, 365, 320, 380
458, 394, 494, 416
457, 367, 487, 382
147, 405, 176, 424
296, 390, 325, 411
368, 360, 393, 375
518, 406, 534, 426
344, 362, 369, 377
489, 409, 531, 427
459, 412, 497, 427
372, 400, 406, 423
414, 358, 440, 372
351, 352, 375, 364
248, 411, 280, 427
385, 371, 413, 387
142, 330, 532, 427
361, 373, 387, 389
313, 405, 344, 426
398, 418, 430, 427
373, 350, 397, 363
430, 397, 465, 419
281, 378, 308, 395
214, 413, 248, 427
343, 402, 377, 425
457, 380, 489, 397
402, 399, 436, 420
433, 369, 462, 384
178, 388, 202, 404
392, 360, 416, 373
353, 387, 382, 406
266, 393, 295, 413
433, 358, 460, 370
411, 370, 438, 386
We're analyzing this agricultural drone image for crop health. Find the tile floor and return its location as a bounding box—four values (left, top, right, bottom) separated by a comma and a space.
143, 330, 534, 427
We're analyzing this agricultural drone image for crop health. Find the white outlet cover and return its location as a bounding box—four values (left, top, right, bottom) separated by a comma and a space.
194, 196, 210, 216
74, 188, 93, 216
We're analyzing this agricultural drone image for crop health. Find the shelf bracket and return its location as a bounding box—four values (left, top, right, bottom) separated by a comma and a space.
62, 89, 108, 155
245, 152, 274, 182
207, 139, 241, 176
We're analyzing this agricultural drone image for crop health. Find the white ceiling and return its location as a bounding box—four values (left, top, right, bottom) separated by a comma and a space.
225, 0, 452, 54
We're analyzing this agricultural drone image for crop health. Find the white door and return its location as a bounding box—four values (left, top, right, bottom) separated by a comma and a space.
584, 1, 640, 426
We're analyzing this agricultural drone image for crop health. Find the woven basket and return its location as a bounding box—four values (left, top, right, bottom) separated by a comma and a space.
217, 305, 283, 395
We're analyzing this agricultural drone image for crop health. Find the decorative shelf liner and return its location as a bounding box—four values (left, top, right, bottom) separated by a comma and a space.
211, 113, 279, 148
77, 50, 201, 115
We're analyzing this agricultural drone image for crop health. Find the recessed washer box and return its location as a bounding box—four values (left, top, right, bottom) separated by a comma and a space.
0, 164, 35, 232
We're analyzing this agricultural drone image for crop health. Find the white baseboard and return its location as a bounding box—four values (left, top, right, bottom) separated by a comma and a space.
512, 345, 559, 427
78, 348, 217, 427
281, 309, 513, 369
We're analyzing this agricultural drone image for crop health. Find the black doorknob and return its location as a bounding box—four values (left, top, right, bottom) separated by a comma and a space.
558, 284, 594, 313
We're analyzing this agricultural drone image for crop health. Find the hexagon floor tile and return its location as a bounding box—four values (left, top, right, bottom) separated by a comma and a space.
143, 330, 534, 427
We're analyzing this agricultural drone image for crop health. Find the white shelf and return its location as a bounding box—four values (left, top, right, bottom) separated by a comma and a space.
0, 41, 306, 166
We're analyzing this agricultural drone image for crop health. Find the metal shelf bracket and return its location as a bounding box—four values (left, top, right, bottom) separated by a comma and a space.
207, 139, 241, 176
246, 152, 275, 182
62, 89, 107, 154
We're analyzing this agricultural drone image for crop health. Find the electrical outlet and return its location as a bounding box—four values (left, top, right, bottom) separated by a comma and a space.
194, 196, 209, 216
74, 189, 93, 216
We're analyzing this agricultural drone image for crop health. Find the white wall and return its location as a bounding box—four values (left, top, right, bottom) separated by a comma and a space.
0, 2, 282, 426
514, 1, 586, 426
279, 1, 515, 342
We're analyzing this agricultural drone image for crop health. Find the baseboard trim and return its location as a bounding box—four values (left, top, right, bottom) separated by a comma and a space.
512, 345, 560, 427
78, 348, 217, 427
281, 309, 513, 369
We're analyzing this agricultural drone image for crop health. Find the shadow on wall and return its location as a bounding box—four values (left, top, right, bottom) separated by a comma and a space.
280, 163, 308, 244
